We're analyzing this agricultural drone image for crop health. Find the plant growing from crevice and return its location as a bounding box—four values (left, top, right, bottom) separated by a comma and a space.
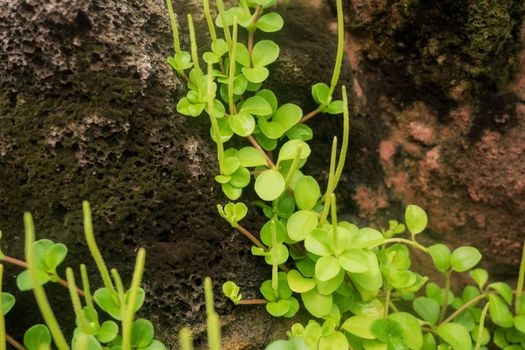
168, 0, 525, 349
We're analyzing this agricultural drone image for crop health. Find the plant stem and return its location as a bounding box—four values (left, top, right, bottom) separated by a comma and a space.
247, 135, 275, 168
474, 301, 490, 350
66, 268, 91, 334
438, 271, 451, 323
247, 5, 262, 57
6, 335, 25, 350
204, 277, 222, 350
121, 248, 146, 350
516, 241, 525, 313
80, 264, 94, 308
24, 213, 70, 350
319, 137, 338, 225
166, 0, 181, 54
203, 0, 218, 46
236, 225, 265, 249
83, 201, 116, 295
440, 293, 487, 325
284, 146, 302, 188
331, 194, 338, 249
332, 86, 350, 191
327, 0, 344, 99
228, 17, 238, 116
207, 63, 225, 174
179, 328, 194, 350
0, 265, 5, 350
384, 287, 391, 319
389, 300, 399, 313
216, 0, 232, 49
300, 107, 322, 123
238, 299, 268, 305
377, 238, 429, 253
271, 220, 278, 292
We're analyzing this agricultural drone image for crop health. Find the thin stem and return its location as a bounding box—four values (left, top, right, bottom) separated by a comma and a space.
207, 63, 225, 174
441, 293, 487, 325
66, 268, 91, 334
24, 213, 69, 350
516, 241, 525, 313
474, 301, 490, 350
238, 299, 268, 305
204, 277, 222, 350
327, 0, 344, 99
331, 194, 338, 249
300, 107, 322, 123
188, 15, 203, 85
179, 328, 194, 350
0, 265, 5, 350
121, 248, 146, 350
247, 135, 275, 168
166, 0, 181, 54
80, 264, 94, 309
6, 335, 25, 350
83, 201, 116, 295
203, 0, 218, 46
377, 238, 429, 253
438, 271, 451, 323
384, 287, 391, 319
389, 300, 399, 313
216, 0, 232, 49
284, 146, 302, 187
319, 137, 338, 225
236, 225, 265, 249
111, 269, 126, 320
333, 86, 350, 191
271, 220, 278, 292
228, 17, 238, 115
247, 6, 262, 57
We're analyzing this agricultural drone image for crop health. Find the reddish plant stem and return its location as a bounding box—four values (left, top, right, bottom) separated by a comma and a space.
247, 135, 275, 168
300, 107, 322, 123
236, 225, 265, 249
239, 299, 267, 305
6, 334, 26, 350
2, 255, 85, 297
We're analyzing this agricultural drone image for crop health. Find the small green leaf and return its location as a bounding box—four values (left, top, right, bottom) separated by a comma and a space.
252, 40, 280, 67
264, 244, 289, 265
236, 43, 251, 67
338, 249, 369, 273
294, 176, 321, 210
177, 97, 205, 117
428, 244, 451, 273
435, 323, 472, 350
0, 292, 15, 315
315, 255, 341, 282
469, 268, 488, 289
241, 96, 273, 116
370, 319, 404, 342
266, 300, 290, 317
242, 67, 270, 83
16, 269, 50, 291
229, 112, 255, 137
203, 52, 220, 64
278, 140, 311, 163
256, 12, 284, 32
351, 228, 384, 248
222, 183, 242, 200
237, 147, 268, 167
301, 289, 332, 318
143, 340, 166, 350
260, 219, 287, 246
388, 312, 423, 349
255, 169, 286, 201
305, 228, 332, 257
131, 319, 154, 348
488, 294, 513, 327
405, 205, 428, 235
272, 104, 303, 129
341, 314, 375, 339
324, 100, 344, 115
287, 270, 316, 293
24, 324, 51, 350
97, 321, 119, 343
319, 331, 349, 350
286, 124, 313, 141
286, 210, 318, 241
312, 83, 330, 105
514, 315, 525, 333
488, 282, 513, 304
229, 167, 250, 188
259, 118, 287, 139
450, 246, 481, 272
44, 243, 67, 271
413, 297, 440, 325
223, 281, 242, 305
211, 117, 234, 143
256, 89, 278, 113
223, 157, 241, 176
212, 39, 228, 57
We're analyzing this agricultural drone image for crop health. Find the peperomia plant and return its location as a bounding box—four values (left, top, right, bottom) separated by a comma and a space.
168, 0, 525, 349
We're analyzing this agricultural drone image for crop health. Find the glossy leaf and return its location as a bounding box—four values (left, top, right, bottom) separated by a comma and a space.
488, 282, 513, 304
286, 124, 314, 141
278, 140, 311, 163
405, 205, 427, 235
257, 12, 284, 32
301, 289, 332, 318
338, 249, 369, 273
273, 104, 303, 129
315, 255, 340, 282
242, 66, 270, 83
252, 40, 280, 67
259, 118, 287, 139
229, 112, 255, 137
256, 89, 278, 113
488, 294, 513, 327
260, 219, 287, 246
413, 297, 440, 325
450, 246, 481, 272
469, 268, 488, 290
312, 83, 330, 105
131, 319, 154, 349
97, 321, 119, 343
255, 169, 286, 201
388, 312, 423, 349
0, 292, 15, 315
435, 323, 472, 350
342, 314, 375, 339
241, 96, 273, 116
44, 243, 67, 271
286, 210, 318, 241
24, 324, 51, 350
237, 147, 268, 167
305, 228, 333, 256
287, 270, 316, 293
294, 176, 321, 210
428, 244, 451, 273
16, 269, 50, 291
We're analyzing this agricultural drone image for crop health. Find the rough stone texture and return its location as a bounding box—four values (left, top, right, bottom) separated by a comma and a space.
0, 0, 351, 348
340, 0, 525, 270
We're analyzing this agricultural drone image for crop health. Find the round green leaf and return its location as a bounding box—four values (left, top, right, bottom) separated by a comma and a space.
316, 269, 344, 295
315, 255, 341, 282
342, 315, 375, 339
413, 297, 440, 325
24, 324, 51, 350
242, 67, 270, 83
488, 282, 513, 304
222, 183, 242, 200
273, 104, 303, 128
256, 89, 278, 114
514, 315, 525, 333
252, 40, 280, 67
405, 205, 428, 235
351, 228, 384, 248
294, 176, 321, 210
16, 269, 50, 291
305, 228, 332, 256
469, 268, 488, 289
210, 117, 234, 143
450, 246, 481, 272
237, 146, 268, 167
45, 243, 67, 270
338, 249, 369, 273
286, 124, 314, 141
256, 12, 284, 32
287, 270, 316, 293
266, 300, 290, 317
131, 319, 154, 348
1, 292, 15, 315
97, 321, 119, 343
229, 112, 255, 137
435, 323, 472, 350
177, 97, 205, 117
370, 319, 404, 342
388, 312, 424, 349
286, 210, 318, 241
203, 51, 219, 64
241, 96, 273, 116
212, 39, 228, 57
319, 331, 349, 350
259, 118, 287, 139
260, 219, 287, 246
301, 289, 332, 318
229, 166, 251, 188
265, 244, 289, 265
255, 169, 286, 201
324, 100, 344, 115
428, 244, 451, 272
143, 340, 166, 350
236, 43, 251, 67
488, 294, 514, 327
312, 83, 330, 105
223, 157, 241, 176
278, 140, 311, 163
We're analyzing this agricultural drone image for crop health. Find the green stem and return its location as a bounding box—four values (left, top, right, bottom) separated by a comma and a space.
516, 241, 525, 314
331, 194, 338, 249
284, 145, 302, 187
319, 137, 338, 225
188, 15, 203, 86
474, 301, 490, 350
80, 264, 94, 309
203, 0, 218, 46
121, 248, 146, 350
207, 63, 225, 173
377, 238, 429, 253
0, 265, 5, 350
440, 293, 487, 325
332, 85, 350, 191
216, 0, 232, 49
66, 268, 91, 334
83, 201, 116, 295
179, 328, 194, 350
384, 286, 391, 319
228, 17, 238, 115
166, 0, 181, 54
271, 220, 278, 292
327, 0, 344, 99
204, 277, 222, 350
111, 269, 126, 320
438, 271, 451, 323
24, 213, 69, 350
